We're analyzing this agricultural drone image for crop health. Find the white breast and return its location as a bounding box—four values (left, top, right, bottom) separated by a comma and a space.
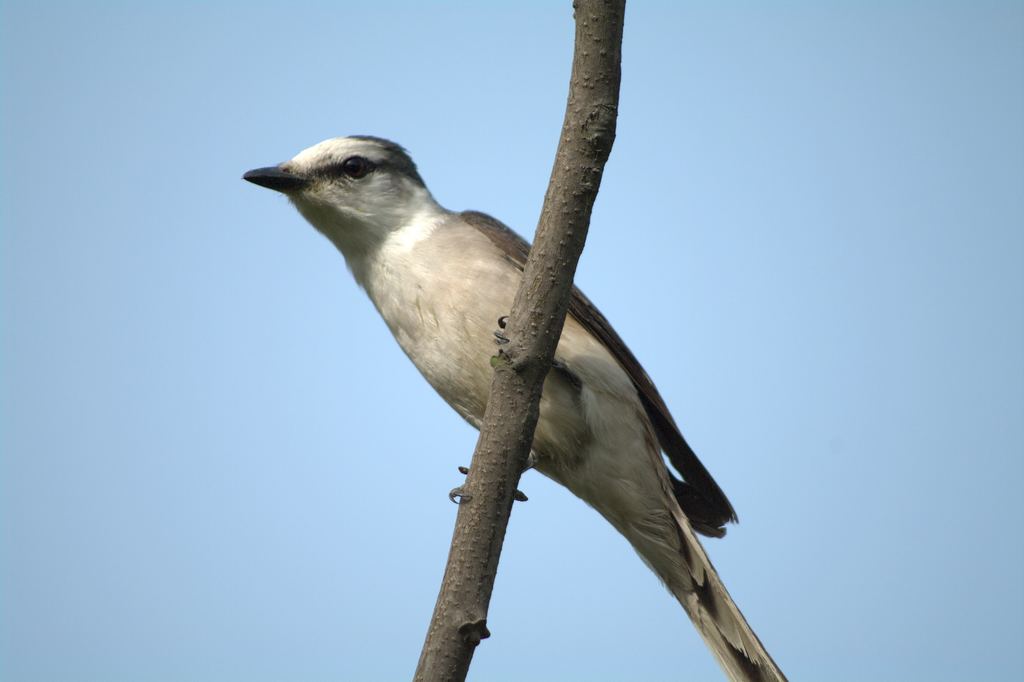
359, 215, 519, 424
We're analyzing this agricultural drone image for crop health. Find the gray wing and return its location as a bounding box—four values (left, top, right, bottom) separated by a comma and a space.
462, 210, 736, 537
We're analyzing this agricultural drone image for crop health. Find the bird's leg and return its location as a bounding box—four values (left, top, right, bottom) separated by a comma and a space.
448, 315, 531, 504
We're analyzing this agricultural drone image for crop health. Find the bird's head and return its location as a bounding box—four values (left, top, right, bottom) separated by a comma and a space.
243, 136, 438, 258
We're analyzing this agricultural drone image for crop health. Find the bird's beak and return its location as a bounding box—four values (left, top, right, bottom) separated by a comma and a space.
242, 165, 309, 193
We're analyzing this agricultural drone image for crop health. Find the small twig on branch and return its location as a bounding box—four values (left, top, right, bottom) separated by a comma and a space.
412, 2, 625, 680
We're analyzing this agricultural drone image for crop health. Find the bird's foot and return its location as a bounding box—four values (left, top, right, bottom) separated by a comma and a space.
448, 485, 472, 504
453, 462, 529, 503
523, 451, 537, 472
493, 315, 510, 345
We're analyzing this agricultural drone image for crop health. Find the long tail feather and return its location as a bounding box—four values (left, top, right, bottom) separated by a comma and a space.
634, 501, 787, 682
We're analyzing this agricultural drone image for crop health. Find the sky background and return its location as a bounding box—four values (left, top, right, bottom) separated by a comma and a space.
2, 2, 1022, 681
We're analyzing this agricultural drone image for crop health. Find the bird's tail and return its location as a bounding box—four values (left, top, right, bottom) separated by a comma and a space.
622, 501, 787, 682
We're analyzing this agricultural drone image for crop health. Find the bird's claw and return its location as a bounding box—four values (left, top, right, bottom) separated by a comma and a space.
494, 315, 510, 344
455, 464, 528, 502
449, 486, 472, 504
524, 451, 537, 472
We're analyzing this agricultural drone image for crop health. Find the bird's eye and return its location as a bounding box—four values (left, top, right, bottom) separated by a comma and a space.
340, 156, 374, 179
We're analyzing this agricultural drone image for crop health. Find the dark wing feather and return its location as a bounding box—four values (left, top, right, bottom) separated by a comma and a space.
462, 210, 737, 536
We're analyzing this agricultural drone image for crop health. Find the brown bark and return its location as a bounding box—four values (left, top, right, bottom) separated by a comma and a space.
412, 2, 626, 680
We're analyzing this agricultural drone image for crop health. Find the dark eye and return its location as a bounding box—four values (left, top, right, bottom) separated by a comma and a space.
340, 156, 373, 179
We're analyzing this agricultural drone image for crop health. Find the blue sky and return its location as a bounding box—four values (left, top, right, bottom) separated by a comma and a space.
1, 2, 1021, 681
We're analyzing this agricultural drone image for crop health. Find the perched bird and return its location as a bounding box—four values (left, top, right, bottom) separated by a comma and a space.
244, 136, 785, 682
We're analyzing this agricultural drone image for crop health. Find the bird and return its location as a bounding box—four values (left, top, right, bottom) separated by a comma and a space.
243, 135, 786, 682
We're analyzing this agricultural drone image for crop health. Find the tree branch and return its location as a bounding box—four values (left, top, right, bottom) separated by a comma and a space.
413, 2, 625, 680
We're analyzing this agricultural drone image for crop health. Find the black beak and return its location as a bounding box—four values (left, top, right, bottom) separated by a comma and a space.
242, 165, 309, 192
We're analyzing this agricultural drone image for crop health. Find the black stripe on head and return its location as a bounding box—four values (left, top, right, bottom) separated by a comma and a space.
347, 135, 425, 187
